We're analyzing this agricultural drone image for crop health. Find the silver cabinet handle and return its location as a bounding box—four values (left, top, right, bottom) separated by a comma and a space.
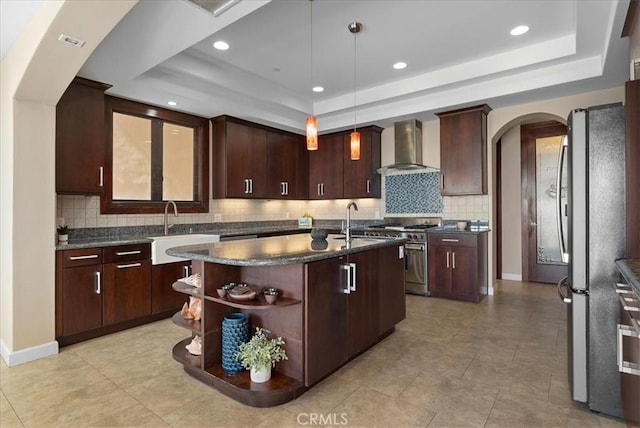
99, 166, 104, 187
616, 283, 634, 294
452, 252, 456, 269
95, 271, 101, 294
556, 136, 568, 263
285, 182, 289, 196
317, 183, 321, 196
115, 250, 141, 256
117, 262, 141, 269
366, 179, 371, 194
249, 178, 253, 194
617, 294, 640, 312
617, 323, 640, 376
350, 262, 356, 292
69, 254, 99, 260
446, 251, 450, 269
183, 265, 190, 277
341, 264, 351, 294
442, 239, 459, 242
440, 174, 444, 190
557, 276, 571, 304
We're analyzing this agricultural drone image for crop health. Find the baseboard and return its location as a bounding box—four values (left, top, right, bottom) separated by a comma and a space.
0, 339, 58, 367
501, 273, 523, 281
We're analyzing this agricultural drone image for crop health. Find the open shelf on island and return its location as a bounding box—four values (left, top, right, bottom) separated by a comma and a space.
172, 338, 201, 370
204, 294, 301, 309
171, 312, 201, 332
172, 281, 202, 297
204, 364, 307, 408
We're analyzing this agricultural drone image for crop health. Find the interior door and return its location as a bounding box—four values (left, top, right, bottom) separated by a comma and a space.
521, 121, 568, 283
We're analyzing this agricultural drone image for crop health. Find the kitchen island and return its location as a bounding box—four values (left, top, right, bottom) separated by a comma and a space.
166, 233, 407, 407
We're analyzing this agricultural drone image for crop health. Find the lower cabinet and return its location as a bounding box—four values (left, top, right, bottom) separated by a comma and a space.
306, 244, 405, 385
151, 261, 191, 314
56, 243, 156, 345
427, 233, 487, 302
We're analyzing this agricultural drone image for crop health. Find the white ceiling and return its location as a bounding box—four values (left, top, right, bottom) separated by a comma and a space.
5, 0, 632, 133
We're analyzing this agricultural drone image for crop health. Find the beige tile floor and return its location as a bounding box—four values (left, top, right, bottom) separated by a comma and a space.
0, 280, 626, 427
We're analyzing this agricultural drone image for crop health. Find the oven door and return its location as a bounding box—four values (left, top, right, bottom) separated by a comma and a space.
405, 243, 428, 296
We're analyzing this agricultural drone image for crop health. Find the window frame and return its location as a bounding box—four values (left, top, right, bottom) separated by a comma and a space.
102, 96, 209, 214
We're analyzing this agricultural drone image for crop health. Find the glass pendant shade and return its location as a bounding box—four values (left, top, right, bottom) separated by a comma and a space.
306, 116, 318, 150
350, 131, 361, 160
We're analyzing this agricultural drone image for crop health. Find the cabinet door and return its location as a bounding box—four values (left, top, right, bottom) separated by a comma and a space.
378, 244, 406, 335
103, 260, 152, 325
56, 78, 108, 194
151, 261, 190, 314
427, 245, 452, 297
266, 131, 308, 199
343, 128, 381, 198
347, 251, 379, 358
62, 265, 103, 335
225, 121, 267, 198
306, 257, 347, 385
309, 134, 344, 199
450, 246, 478, 301
438, 105, 489, 195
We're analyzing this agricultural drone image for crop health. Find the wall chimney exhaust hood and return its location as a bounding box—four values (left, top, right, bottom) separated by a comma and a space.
377, 119, 438, 175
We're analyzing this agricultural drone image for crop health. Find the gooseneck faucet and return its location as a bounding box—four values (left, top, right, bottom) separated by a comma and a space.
164, 200, 178, 235
345, 201, 359, 242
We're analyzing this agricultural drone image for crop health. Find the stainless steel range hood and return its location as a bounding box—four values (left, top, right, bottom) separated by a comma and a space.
377, 119, 438, 175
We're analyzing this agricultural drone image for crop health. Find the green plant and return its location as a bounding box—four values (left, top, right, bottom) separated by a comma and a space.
57, 225, 69, 234
235, 327, 287, 371
302, 213, 313, 219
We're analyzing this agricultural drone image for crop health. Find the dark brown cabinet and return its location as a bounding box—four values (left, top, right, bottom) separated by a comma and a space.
309, 126, 382, 199
309, 133, 345, 199
213, 116, 308, 199
266, 130, 308, 199
436, 104, 491, 195
346, 250, 379, 358
56, 77, 110, 194
56, 243, 154, 345
103, 244, 151, 325
377, 244, 406, 335
151, 261, 190, 314
427, 233, 487, 302
58, 248, 104, 336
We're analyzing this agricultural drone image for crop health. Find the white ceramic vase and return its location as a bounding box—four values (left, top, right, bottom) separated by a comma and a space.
58, 234, 68, 243
250, 365, 271, 383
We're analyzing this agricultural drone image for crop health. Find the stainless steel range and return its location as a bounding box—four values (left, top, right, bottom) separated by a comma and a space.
365, 217, 441, 296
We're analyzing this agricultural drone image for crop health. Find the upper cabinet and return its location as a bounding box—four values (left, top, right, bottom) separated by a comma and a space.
212, 116, 308, 199
56, 77, 110, 194
309, 126, 382, 200
436, 104, 491, 195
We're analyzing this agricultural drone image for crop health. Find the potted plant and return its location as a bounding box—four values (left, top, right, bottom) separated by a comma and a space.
235, 327, 287, 383
57, 225, 69, 243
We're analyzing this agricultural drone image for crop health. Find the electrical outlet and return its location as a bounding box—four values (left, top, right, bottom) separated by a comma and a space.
214, 213, 222, 222
375, 210, 380, 219
286, 211, 290, 219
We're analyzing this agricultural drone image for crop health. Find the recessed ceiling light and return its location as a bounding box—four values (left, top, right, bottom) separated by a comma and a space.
168, 101, 177, 106
393, 62, 407, 70
313, 86, 324, 93
510, 25, 529, 36
213, 41, 229, 50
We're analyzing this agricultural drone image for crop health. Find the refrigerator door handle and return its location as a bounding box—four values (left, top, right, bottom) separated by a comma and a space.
557, 276, 571, 303
556, 135, 569, 263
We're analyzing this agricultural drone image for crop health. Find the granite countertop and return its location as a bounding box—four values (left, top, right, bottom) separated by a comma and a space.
166, 233, 407, 266
616, 259, 640, 294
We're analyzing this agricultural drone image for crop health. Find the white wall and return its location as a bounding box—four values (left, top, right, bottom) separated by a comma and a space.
499, 125, 522, 280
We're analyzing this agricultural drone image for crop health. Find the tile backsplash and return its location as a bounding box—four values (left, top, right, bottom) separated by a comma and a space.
384, 172, 443, 214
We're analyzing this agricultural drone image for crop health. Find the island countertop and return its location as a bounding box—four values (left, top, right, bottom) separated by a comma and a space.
166, 233, 407, 266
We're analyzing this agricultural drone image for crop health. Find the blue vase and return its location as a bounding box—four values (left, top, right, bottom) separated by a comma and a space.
221, 312, 248, 374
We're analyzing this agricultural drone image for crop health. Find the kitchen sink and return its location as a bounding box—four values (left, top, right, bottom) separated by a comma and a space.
148, 234, 220, 265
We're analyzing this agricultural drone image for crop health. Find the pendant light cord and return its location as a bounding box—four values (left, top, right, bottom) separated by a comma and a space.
353, 26, 357, 132
310, 1, 314, 117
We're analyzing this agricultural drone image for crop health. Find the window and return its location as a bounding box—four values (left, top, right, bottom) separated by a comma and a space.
102, 96, 209, 214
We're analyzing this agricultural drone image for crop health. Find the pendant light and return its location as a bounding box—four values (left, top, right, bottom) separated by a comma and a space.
306, 0, 318, 151
349, 21, 362, 160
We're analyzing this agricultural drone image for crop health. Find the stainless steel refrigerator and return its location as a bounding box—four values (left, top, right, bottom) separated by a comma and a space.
556, 103, 626, 418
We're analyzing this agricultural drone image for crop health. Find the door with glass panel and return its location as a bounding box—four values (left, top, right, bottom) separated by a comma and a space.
521, 121, 568, 283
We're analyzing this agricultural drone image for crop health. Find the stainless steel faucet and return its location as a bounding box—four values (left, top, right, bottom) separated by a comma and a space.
345, 201, 359, 241
164, 200, 178, 235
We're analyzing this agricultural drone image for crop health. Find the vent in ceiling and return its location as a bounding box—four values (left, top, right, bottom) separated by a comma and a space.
185, 0, 241, 17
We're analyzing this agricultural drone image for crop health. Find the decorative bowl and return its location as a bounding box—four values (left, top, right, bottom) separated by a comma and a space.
311, 238, 329, 250
310, 228, 328, 240
227, 284, 257, 301
216, 287, 227, 298
263, 288, 278, 304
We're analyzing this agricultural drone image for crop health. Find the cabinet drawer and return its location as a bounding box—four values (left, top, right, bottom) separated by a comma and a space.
103, 243, 151, 263
62, 248, 103, 267
428, 234, 477, 247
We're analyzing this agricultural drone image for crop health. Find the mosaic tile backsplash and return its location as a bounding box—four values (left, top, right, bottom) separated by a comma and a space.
385, 172, 444, 214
